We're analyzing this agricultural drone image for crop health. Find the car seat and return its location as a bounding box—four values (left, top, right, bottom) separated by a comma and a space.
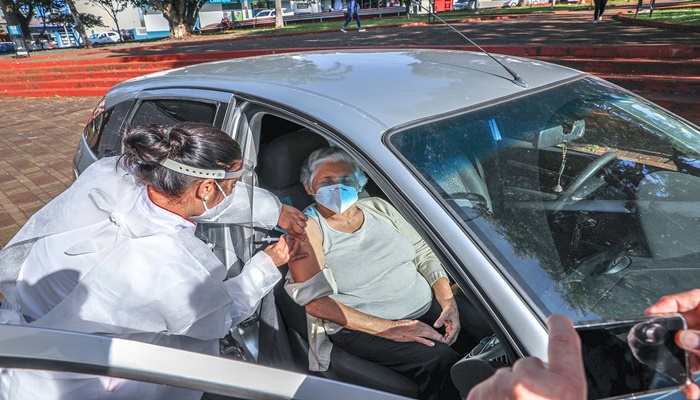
256, 129, 421, 397
256, 128, 328, 209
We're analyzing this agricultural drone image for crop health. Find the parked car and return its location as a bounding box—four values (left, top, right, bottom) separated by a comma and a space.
503, 0, 518, 6
453, 0, 480, 10
0, 41, 14, 54
293, 1, 314, 14
88, 31, 120, 44
255, 9, 276, 17
6, 48, 699, 399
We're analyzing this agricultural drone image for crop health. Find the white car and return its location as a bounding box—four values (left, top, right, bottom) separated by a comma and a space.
88, 31, 120, 44
255, 9, 276, 17
6, 49, 700, 400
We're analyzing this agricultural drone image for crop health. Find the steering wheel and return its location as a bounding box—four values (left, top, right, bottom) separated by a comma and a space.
551, 151, 617, 213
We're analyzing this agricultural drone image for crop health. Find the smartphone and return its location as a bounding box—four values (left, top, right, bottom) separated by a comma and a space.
575, 314, 690, 400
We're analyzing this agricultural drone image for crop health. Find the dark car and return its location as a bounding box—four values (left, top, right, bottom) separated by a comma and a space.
0, 42, 14, 54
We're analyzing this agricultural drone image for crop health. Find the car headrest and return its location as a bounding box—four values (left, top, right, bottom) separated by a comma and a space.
257, 129, 329, 189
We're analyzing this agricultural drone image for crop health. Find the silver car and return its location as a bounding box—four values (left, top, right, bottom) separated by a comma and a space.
5, 49, 700, 399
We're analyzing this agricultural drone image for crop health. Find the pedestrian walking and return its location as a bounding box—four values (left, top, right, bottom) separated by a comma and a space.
341, 0, 366, 32
593, 0, 608, 22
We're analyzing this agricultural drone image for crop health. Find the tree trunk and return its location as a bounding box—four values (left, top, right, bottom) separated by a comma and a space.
162, 1, 190, 39
274, 0, 283, 29
65, 0, 92, 48
4, 0, 34, 41
169, 18, 189, 38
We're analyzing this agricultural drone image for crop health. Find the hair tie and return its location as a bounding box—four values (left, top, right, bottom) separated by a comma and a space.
164, 126, 173, 142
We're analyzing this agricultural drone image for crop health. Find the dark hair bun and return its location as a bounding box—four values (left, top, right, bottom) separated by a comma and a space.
120, 122, 242, 197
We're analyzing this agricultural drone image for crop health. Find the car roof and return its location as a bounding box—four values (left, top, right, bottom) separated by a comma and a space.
109, 49, 585, 129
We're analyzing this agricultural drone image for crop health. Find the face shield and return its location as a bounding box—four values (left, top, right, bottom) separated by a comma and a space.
195, 167, 259, 277
161, 158, 258, 276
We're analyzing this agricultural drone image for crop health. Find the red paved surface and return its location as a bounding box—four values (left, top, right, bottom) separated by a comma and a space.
0, 97, 99, 247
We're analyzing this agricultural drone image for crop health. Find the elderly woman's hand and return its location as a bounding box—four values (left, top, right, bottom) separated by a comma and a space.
277, 204, 308, 241
434, 299, 461, 346
263, 236, 308, 267
378, 319, 446, 347
431, 277, 461, 345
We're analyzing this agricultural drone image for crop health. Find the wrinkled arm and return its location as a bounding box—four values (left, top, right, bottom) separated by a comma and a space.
287, 218, 325, 283
306, 296, 445, 346
431, 276, 461, 345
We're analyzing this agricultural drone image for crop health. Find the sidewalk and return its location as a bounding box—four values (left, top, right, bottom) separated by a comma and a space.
0, 5, 698, 247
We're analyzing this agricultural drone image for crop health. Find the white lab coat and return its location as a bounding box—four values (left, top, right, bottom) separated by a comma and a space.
0, 157, 283, 400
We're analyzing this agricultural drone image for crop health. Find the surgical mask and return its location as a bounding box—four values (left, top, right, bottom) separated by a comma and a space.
192, 181, 236, 223
314, 183, 358, 214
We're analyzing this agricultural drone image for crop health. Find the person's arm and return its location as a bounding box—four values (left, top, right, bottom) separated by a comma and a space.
223, 251, 281, 327
467, 315, 587, 400
306, 296, 447, 347
647, 289, 700, 400
432, 276, 461, 345
225, 236, 305, 327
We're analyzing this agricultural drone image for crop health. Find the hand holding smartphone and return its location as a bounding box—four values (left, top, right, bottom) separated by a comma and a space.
576, 314, 690, 400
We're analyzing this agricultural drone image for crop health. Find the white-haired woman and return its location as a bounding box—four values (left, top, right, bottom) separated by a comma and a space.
285, 147, 491, 400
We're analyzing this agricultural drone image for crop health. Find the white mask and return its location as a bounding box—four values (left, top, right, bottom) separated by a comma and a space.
314, 183, 358, 214
192, 181, 236, 223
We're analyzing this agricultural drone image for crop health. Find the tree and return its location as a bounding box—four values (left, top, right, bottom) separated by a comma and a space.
64, 0, 93, 48
274, 0, 282, 28
86, 0, 127, 40
0, 0, 99, 46
131, 0, 208, 39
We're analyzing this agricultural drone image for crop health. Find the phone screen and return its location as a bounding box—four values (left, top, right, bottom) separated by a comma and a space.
576, 315, 689, 400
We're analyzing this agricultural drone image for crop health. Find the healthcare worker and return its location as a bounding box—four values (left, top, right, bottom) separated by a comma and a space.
0, 122, 308, 399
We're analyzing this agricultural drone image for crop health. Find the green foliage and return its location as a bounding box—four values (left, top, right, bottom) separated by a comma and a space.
77, 12, 105, 27
633, 8, 700, 26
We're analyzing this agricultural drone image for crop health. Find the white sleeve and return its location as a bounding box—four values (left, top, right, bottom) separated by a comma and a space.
224, 251, 282, 327
251, 185, 282, 230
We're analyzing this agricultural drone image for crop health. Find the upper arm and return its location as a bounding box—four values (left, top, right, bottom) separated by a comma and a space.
287, 218, 325, 283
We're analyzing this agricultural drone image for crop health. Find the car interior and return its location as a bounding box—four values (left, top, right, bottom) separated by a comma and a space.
389, 85, 700, 322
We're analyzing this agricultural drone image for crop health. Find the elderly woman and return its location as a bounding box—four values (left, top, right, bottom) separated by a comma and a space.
286, 147, 490, 400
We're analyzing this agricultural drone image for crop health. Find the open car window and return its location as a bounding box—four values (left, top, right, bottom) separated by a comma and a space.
389, 76, 700, 323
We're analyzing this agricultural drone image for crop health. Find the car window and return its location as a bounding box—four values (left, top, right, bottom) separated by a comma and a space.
131, 99, 219, 128
389, 76, 700, 323
83, 99, 131, 158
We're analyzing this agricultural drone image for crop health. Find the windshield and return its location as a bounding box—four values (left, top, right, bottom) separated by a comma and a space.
389, 77, 700, 323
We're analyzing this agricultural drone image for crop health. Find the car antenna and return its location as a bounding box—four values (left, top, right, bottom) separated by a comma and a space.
410, 0, 529, 88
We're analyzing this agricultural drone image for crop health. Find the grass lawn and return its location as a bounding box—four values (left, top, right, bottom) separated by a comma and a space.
630, 7, 700, 26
